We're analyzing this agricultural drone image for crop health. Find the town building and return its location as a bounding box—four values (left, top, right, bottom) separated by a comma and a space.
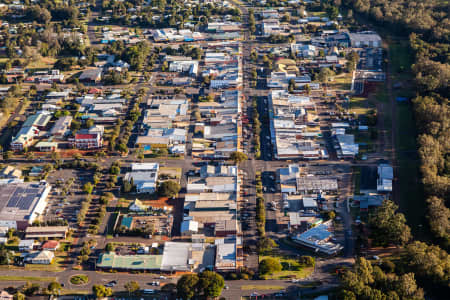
0, 181, 51, 229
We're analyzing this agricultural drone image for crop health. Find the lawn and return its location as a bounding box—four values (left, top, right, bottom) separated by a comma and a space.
0, 276, 57, 282
330, 73, 352, 91
350, 96, 372, 116
70, 274, 89, 285
259, 256, 314, 280
241, 285, 285, 291
60, 289, 90, 295
352, 166, 361, 195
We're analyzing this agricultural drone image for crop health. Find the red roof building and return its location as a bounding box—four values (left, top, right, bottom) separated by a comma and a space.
72, 133, 103, 149
41, 240, 60, 251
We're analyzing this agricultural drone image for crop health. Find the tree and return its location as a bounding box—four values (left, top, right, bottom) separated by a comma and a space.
13, 292, 25, 300
257, 237, 277, 253
86, 119, 94, 129
198, 271, 225, 299
230, 151, 248, 165
47, 282, 62, 296
426, 196, 450, 239
23, 282, 40, 296
92, 285, 112, 298
318, 67, 335, 84
105, 243, 115, 252
124, 281, 140, 295
158, 180, 181, 198
117, 143, 128, 155
0, 244, 12, 265
304, 84, 311, 95
177, 273, 199, 300
3, 151, 12, 160
83, 182, 94, 194
339, 290, 356, 300
259, 257, 282, 275
369, 200, 411, 246
288, 78, 296, 92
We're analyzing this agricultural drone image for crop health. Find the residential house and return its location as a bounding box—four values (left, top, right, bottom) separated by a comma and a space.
25, 250, 54, 264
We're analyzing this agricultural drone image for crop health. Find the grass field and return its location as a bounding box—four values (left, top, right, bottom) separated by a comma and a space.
259, 256, 314, 280
0, 275, 57, 282
387, 39, 426, 237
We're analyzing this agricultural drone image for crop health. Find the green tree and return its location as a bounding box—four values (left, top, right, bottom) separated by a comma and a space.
339, 290, 356, 300
318, 67, 335, 84
257, 237, 277, 253
105, 243, 115, 252
176, 273, 199, 300
259, 257, 282, 275
3, 151, 12, 160
117, 143, 128, 155
13, 292, 25, 300
198, 271, 225, 299
158, 180, 181, 198
230, 151, 248, 165
86, 119, 94, 129
83, 182, 94, 194
369, 200, 411, 246
23, 282, 40, 296
124, 281, 140, 295
92, 284, 112, 298
0, 244, 12, 265
47, 281, 62, 296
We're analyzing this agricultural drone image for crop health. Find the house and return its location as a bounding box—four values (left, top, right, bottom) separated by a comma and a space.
19, 239, 36, 252
128, 199, 148, 212
0, 291, 13, 300
79, 68, 103, 84
25, 250, 54, 264
41, 240, 60, 251
29, 166, 44, 177
35, 141, 58, 152
0, 166, 21, 179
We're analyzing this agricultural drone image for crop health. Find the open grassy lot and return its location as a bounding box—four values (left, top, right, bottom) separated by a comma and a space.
259, 256, 314, 280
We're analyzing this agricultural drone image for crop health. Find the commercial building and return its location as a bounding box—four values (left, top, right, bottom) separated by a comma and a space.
25, 226, 69, 239
0, 181, 51, 230
291, 220, 343, 255
71, 133, 103, 149
97, 253, 163, 271
377, 164, 393, 192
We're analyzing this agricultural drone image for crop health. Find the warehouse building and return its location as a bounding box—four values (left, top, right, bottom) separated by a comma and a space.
0, 181, 51, 230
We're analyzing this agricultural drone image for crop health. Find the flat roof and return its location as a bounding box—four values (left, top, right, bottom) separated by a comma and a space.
0, 182, 50, 222
97, 253, 162, 270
